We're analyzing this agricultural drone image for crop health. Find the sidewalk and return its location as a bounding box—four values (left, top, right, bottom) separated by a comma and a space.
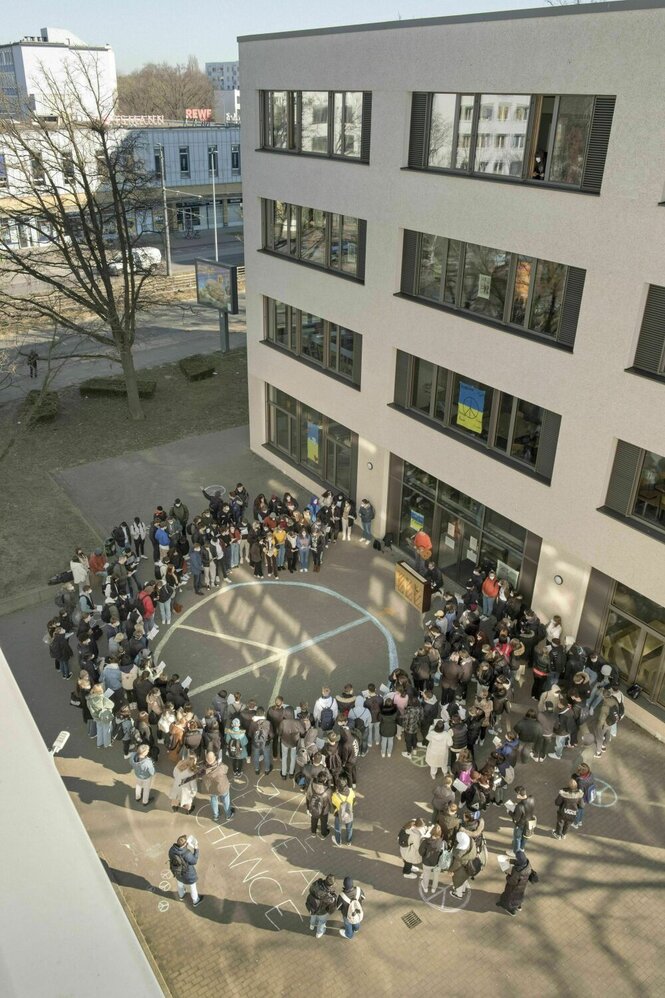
0, 426, 664, 997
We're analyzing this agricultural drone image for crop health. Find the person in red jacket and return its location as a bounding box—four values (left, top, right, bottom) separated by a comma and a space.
137, 583, 156, 631
481, 570, 500, 616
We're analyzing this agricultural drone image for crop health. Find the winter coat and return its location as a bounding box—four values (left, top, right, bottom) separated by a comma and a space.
170, 763, 198, 807
401, 703, 424, 735
131, 752, 155, 780
399, 825, 425, 865
225, 729, 248, 759
379, 702, 399, 737
514, 716, 543, 745
168, 843, 198, 884
425, 727, 453, 771
555, 787, 583, 821
512, 796, 537, 832
280, 716, 305, 748
432, 783, 455, 816
499, 858, 532, 909
199, 761, 230, 797
358, 502, 375, 524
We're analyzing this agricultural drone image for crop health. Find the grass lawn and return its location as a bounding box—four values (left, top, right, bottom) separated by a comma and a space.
0, 349, 248, 601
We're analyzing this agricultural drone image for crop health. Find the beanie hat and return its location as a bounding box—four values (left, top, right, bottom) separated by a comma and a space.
343, 876, 354, 891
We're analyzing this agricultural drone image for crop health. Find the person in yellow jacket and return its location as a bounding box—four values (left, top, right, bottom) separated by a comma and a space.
331, 776, 356, 846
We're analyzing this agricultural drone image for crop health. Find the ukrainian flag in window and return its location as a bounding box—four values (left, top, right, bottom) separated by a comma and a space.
457, 382, 485, 434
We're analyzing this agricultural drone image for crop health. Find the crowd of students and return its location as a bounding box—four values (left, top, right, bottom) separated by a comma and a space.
44, 482, 625, 918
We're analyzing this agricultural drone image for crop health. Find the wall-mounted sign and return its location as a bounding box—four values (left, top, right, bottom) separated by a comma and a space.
185, 108, 212, 121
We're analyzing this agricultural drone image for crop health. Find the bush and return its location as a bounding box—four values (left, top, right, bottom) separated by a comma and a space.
79, 376, 156, 399
23, 389, 59, 424
179, 354, 216, 382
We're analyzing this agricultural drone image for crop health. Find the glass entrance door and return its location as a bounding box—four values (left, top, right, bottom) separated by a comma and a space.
601, 610, 665, 699
634, 634, 664, 700
437, 517, 481, 586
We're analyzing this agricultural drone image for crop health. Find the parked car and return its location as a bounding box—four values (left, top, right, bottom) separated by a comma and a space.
107, 246, 161, 275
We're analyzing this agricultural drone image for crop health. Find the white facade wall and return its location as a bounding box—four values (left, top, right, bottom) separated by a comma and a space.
206, 60, 240, 91
240, 4, 665, 639
136, 125, 241, 186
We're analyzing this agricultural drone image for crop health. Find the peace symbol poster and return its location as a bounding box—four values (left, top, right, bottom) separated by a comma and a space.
457, 382, 485, 434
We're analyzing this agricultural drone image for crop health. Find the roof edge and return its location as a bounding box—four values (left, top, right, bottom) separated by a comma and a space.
238, 0, 664, 44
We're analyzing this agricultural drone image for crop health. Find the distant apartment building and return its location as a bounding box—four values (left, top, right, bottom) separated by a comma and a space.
0, 27, 116, 119
206, 60, 239, 91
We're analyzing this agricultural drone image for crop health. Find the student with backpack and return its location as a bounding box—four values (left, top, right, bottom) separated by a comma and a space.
168, 834, 203, 906
337, 876, 365, 939
225, 718, 248, 781
306, 776, 332, 837
314, 686, 338, 740
348, 695, 371, 756
594, 685, 625, 756
306, 874, 337, 938
248, 708, 273, 775
331, 775, 356, 846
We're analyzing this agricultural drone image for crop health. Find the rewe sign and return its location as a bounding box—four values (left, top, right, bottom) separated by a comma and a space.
185, 108, 212, 121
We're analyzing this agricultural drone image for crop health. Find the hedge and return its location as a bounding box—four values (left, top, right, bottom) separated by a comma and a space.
79, 376, 156, 399
23, 389, 59, 424
179, 354, 216, 382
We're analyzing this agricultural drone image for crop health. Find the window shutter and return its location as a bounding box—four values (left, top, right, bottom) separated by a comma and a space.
408, 93, 430, 169
355, 219, 367, 282
634, 284, 665, 374
557, 267, 586, 348
360, 92, 372, 163
394, 350, 411, 408
535, 410, 561, 482
605, 440, 641, 515
401, 230, 419, 295
581, 96, 616, 195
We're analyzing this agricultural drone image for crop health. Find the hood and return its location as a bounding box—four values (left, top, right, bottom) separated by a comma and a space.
354, 695, 366, 710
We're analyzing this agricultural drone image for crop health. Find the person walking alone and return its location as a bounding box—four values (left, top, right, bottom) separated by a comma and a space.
168, 834, 203, 906
552, 779, 584, 840
496, 850, 535, 916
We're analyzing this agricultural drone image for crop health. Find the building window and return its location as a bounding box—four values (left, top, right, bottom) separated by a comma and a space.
395, 350, 560, 481
231, 144, 240, 173
409, 91, 615, 194
61, 151, 75, 185
154, 150, 162, 180
208, 145, 218, 177
401, 229, 584, 349
603, 441, 665, 543
602, 581, 665, 705
261, 90, 371, 163
266, 385, 357, 495
395, 460, 528, 588
262, 199, 366, 281
0, 152, 7, 188
179, 146, 190, 177
264, 296, 362, 386
31, 153, 45, 184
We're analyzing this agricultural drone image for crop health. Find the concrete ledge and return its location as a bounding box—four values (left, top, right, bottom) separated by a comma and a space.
625, 696, 665, 744
0, 585, 54, 617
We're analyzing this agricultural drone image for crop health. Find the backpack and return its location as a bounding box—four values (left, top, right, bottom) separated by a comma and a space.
606, 697, 624, 725
584, 782, 597, 805
309, 792, 325, 817
146, 690, 163, 716
351, 715, 366, 736
98, 706, 113, 725
226, 735, 242, 758
543, 697, 555, 714
339, 799, 353, 824
398, 827, 411, 848
169, 850, 188, 881
327, 748, 343, 774
342, 888, 364, 925
524, 816, 538, 838
253, 722, 269, 750
54, 592, 66, 608
320, 700, 335, 731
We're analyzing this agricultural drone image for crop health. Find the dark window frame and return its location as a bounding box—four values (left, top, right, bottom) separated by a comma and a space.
261, 198, 366, 283
178, 145, 190, 177
408, 91, 615, 196
260, 89, 372, 164
265, 384, 358, 497
263, 296, 362, 387
402, 228, 584, 350
394, 350, 560, 482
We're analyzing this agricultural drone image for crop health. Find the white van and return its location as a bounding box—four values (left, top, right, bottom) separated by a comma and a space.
108, 246, 161, 275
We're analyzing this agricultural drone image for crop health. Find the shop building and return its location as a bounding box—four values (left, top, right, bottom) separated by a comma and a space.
239, 1, 665, 733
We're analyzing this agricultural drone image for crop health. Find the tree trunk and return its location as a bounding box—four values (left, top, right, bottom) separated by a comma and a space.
119, 343, 145, 421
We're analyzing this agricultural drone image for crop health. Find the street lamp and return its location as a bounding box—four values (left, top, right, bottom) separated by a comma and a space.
157, 145, 172, 277
210, 145, 219, 262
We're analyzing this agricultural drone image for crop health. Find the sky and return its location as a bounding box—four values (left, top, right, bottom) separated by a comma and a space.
6, 1, 589, 72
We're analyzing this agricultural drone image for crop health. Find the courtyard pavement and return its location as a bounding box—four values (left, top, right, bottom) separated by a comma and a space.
1, 425, 664, 997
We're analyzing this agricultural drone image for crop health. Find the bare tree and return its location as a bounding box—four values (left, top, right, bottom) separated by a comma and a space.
117, 57, 214, 119
0, 52, 169, 421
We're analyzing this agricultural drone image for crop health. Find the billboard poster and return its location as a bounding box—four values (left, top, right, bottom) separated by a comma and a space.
195, 260, 239, 313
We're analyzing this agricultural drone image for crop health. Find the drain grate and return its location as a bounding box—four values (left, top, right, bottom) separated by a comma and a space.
402, 910, 422, 929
